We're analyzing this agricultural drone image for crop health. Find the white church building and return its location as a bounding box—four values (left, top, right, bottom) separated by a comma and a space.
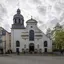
11, 9, 52, 53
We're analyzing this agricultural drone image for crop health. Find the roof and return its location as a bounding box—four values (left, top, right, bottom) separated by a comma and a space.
13, 8, 24, 20
26, 18, 37, 23
0, 27, 11, 34
13, 14, 24, 19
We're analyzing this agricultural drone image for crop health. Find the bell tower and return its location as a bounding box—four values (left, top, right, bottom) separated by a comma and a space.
12, 8, 25, 29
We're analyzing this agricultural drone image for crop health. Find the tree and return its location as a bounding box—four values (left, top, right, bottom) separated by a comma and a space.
54, 29, 64, 51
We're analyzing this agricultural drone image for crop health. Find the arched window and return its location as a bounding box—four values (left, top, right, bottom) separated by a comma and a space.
16, 41, 20, 47
19, 19, 20, 23
15, 19, 16, 23
44, 41, 47, 47
29, 30, 34, 41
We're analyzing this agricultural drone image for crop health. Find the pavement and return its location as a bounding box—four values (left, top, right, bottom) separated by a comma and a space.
0, 54, 63, 64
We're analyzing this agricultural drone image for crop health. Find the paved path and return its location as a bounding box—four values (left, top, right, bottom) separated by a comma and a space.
0, 55, 63, 64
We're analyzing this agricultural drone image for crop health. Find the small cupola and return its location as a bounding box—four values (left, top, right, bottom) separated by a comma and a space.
17, 8, 21, 14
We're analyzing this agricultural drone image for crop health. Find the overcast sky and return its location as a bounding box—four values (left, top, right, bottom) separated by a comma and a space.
0, 0, 64, 33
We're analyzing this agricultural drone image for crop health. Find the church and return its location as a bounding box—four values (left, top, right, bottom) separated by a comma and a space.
11, 8, 52, 53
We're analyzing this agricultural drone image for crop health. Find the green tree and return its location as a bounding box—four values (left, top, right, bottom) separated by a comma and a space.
54, 29, 64, 51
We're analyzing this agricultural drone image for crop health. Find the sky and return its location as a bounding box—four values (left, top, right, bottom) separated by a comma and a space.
0, 0, 64, 33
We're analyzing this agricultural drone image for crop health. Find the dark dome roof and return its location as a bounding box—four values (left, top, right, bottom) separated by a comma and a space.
13, 14, 24, 19
26, 18, 37, 23
13, 8, 24, 19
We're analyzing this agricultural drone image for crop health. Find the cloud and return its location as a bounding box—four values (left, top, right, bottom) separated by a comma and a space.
0, 3, 10, 32
0, 0, 64, 33
54, 5, 62, 14
0, 4, 7, 23
59, 12, 64, 22
0, 4, 7, 17
45, 18, 59, 30
38, 23, 48, 33
6, 0, 18, 7
50, 18, 59, 25
29, 0, 42, 5
37, 6, 46, 15
3, 23, 10, 32
34, 16, 43, 24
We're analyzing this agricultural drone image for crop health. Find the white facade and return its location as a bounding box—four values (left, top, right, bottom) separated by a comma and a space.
11, 9, 52, 53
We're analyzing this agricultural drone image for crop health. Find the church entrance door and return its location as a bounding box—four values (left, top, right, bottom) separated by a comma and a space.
29, 43, 34, 52
16, 48, 20, 55
44, 48, 47, 52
